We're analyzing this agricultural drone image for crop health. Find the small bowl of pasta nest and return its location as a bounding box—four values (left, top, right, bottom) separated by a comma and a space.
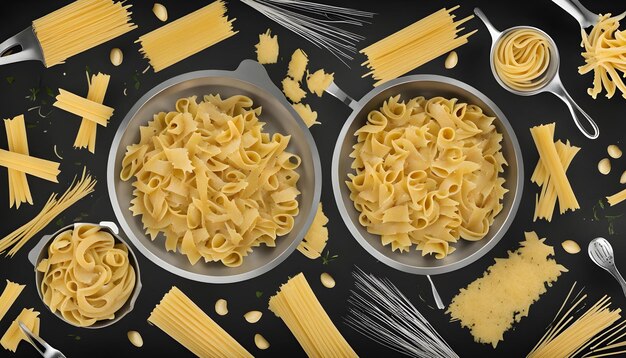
28, 221, 142, 329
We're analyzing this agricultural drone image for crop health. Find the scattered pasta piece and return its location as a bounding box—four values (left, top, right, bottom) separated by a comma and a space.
127, 330, 143, 347
54, 88, 114, 126
149, 287, 252, 357
306, 69, 334, 97
530, 123, 580, 221
120, 95, 301, 267
152, 3, 168, 22
269, 273, 357, 357
598, 158, 611, 175
282, 77, 306, 103
287, 49, 308, 82
215, 299, 228, 316
254, 334, 269, 350
561, 240, 580, 254
292, 103, 319, 128
360, 6, 476, 86
110, 48, 123, 66
608, 144, 622, 159
528, 283, 626, 357
0, 308, 39, 352
0, 281, 25, 321
447, 232, 567, 348
298, 203, 328, 259
445, 51, 458, 69
37, 224, 136, 327
607, 188, 626, 206
0, 148, 60, 183
137, 1, 237, 72
32, 0, 137, 67
621, 170, 626, 184
580, 14, 626, 99
243, 311, 262, 324
348, 95, 508, 258
74, 73, 111, 153
0, 169, 96, 257
320, 272, 335, 288
255, 29, 279, 64
3, 115, 33, 208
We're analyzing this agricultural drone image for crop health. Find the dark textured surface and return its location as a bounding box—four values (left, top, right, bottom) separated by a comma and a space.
0, 0, 625, 356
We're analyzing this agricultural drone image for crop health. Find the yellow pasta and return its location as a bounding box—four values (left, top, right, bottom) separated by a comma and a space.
607, 188, 626, 206
137, 1, 237, 72
347, 95, 508, 258
579, 13, 626, 99
120, 94, 301, 267
32, 0, 137, 67
361, 6, 476, 86
54, 88, 114, 126
0, 308, 39, 352
282, 77, 306, 103
532, 140, 580, 221
4, 115, 33, 208
75, 73, 111, 153
306, 69, 334, 97
0, 281, 25, 322
149, 286, 252, 358
287, 49, 308, 82
255, 29, 279, 64
0, 148, 60, 183
37, 224, 135, 327
0, 169, 96, 257
447, 232, 567, 348
528, 284, 626, 358
269, 273, 358, 357
530, 123, 579, 215
298, 203, 329, 259
495, 29, 551, 91
292, 103, 319, 128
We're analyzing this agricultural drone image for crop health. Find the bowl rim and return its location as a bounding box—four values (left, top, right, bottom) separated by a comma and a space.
29, 221, 142, 329
331, 74, 524, 275
106, 61, 322, 283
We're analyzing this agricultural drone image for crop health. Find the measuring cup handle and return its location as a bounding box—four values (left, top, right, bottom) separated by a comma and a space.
551, 0, 598, 28
550, 81, 599, 139
474, 8, 501, 41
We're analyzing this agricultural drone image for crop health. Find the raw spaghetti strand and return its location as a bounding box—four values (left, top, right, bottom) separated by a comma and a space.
0, 168, 96, 257
360, 6, 476, 86
32, 0, 137, 67
137, 1, 237, 72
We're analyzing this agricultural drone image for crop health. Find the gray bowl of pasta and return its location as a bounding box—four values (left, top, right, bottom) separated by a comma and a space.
107, 60, 321, 283
28, 221, 142, 329
328, 75, 523, 275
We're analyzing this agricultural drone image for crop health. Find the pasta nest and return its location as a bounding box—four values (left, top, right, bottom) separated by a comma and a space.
120, 94, 301, 267
37, 225, 136, 327
347, 95, 508, 259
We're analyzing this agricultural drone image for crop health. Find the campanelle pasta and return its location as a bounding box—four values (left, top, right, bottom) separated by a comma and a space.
120, 94, 301, 267
494, 29, 551, 91
347, 95, 508, 259
37, 224, 136, 327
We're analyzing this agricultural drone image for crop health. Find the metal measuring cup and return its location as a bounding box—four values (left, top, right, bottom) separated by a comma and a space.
474, 8, 599, 140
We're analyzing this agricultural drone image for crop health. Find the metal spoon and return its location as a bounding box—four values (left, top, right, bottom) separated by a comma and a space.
474, 7, 599, 140
551, 0, 626, 29
588, 237, 626, 298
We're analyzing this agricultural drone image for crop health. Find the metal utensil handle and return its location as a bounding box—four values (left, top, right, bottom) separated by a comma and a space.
473, 8, 501, 42
325, 82, 359, 110
608, 267, 626, 299
550, 80, 599, 139
0, 27, 44, 66
551, 0, 598, 28
427, 275, 445, 310
27, 234, 51, 267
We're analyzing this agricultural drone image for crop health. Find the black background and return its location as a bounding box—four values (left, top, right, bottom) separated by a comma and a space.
1, 0, 626, 357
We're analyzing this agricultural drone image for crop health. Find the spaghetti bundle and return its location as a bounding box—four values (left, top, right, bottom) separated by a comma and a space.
528, 283, 626, 358
4, 115, 33, 208
361, 6, 476, 86
73, 73, 111, 153
148, 286, 252, 358
32, 0, 137, 67
269, 273, 357, 357
0, 169, 96, 257
579, 13, 626, 99
137, 1, 237, 72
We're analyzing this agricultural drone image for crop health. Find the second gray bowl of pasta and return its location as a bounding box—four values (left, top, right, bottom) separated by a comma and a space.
28, 221, 141, 329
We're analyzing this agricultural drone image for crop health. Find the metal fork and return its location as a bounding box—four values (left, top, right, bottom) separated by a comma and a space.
18, 322, 66, 358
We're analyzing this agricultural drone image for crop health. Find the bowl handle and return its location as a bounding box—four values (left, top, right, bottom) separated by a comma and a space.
27, 234, 52, 267
231, 59, 288, 103
325, 81, 359, 110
